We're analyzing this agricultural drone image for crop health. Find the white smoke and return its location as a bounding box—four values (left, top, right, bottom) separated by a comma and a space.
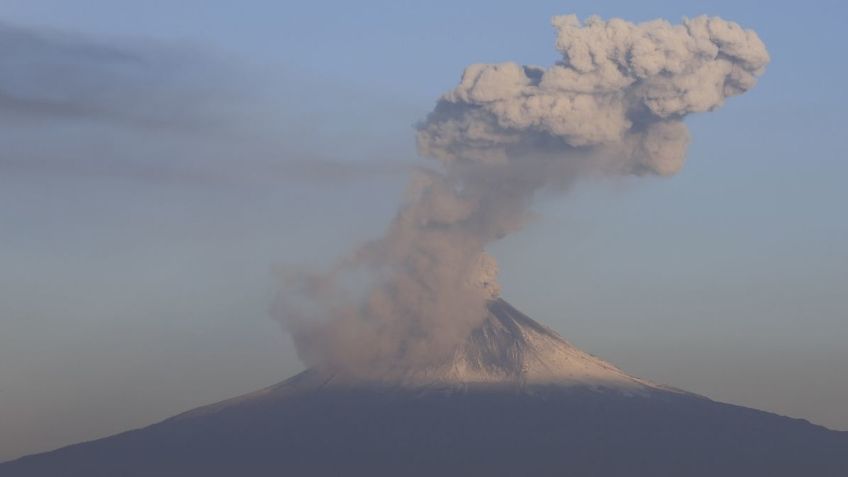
275, 14, 769, 374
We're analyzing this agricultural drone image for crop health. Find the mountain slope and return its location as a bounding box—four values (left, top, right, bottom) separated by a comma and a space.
3, 299, 847, 476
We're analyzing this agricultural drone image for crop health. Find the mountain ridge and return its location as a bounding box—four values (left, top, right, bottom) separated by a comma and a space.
3, 298, 846, 476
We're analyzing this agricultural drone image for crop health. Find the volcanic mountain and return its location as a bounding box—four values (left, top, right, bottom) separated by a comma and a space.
3, 299, 847, 476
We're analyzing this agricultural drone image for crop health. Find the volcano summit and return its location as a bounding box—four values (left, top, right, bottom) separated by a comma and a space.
3, 299, 846, 476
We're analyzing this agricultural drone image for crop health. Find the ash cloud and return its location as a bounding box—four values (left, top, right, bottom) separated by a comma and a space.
275, 15, 769, 374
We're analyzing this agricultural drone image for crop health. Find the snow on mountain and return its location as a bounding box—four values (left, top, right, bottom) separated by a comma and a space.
316, 298, 669, 391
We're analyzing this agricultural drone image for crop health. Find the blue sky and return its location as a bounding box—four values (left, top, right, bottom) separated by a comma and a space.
1, 0, 846, 461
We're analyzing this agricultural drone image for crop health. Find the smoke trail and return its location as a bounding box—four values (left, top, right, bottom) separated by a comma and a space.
275, 15, 769, 375
0, 21, 239, 130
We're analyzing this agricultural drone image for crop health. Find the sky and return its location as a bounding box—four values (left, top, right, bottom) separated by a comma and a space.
1, 0, 846, 462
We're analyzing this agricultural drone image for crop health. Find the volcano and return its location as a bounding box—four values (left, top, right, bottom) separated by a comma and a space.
3, 299, 846, 476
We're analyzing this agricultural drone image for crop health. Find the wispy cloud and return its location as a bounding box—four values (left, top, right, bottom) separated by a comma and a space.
0, 21, 414, 185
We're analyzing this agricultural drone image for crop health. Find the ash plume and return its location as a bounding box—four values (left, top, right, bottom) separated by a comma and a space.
275, 14, 769, 375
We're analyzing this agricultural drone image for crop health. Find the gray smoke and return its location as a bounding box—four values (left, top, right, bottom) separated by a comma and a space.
275, 15, 769, 375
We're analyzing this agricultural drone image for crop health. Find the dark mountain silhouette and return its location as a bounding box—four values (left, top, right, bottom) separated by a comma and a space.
3, 298, 847, 476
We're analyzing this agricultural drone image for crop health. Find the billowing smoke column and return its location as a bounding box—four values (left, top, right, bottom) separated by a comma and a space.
275, 15, 769, 375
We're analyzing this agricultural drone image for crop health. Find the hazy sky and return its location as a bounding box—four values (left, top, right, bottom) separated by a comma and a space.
1, 0, 846, 462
